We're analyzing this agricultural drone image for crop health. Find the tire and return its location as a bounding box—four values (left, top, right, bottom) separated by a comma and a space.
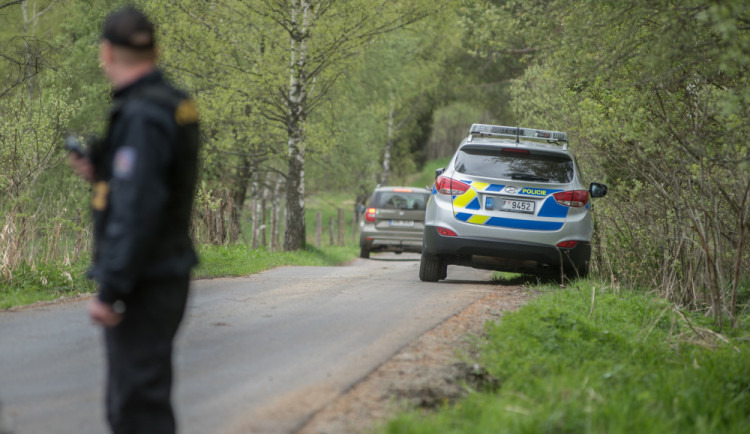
419, 251, 441, 282
360, 246, 370, 259
563, 263, 589, 280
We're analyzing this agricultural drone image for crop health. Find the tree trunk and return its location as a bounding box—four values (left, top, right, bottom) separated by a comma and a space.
251, 178, 260, 248
380, 101, 395, 185
261, 186, 268, 248
271, 176, 283, 250
283, 0, 311, 251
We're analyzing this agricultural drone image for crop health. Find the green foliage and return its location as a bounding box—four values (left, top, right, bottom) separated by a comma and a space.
0, 74, 80, 199
0, 258, 95, 310
409, 156, 452, 190
469, 0, 750, 325
384, 281, 750, 433
306, 11, 460, 195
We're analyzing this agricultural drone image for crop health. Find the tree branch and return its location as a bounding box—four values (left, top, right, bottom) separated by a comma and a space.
0, 0, 23, 11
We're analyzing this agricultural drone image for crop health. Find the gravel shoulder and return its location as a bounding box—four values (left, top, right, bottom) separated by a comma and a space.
298, 284, 530, 434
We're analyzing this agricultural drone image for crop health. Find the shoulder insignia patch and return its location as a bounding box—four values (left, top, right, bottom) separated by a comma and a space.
113, 146, 137, 179
92, 181, 109, 211
175, 99, 199, 125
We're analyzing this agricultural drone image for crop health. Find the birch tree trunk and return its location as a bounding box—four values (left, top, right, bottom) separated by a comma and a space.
261, 182, 268, 247
283, 0, 311, 250
271, 175, 283, 250
250, 178, 260, 248
380, 101, 395, 185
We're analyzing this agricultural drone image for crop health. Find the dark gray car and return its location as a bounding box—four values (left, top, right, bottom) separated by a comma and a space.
359, 186, 431, 258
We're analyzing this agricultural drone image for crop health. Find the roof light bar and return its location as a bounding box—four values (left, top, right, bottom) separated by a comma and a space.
468, 124, 568, 143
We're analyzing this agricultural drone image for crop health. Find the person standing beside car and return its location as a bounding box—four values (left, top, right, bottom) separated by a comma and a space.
68, 6, 200, 434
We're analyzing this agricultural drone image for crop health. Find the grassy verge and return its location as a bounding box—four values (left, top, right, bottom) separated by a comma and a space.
384, 280, 750, 433
192, 244, 358, 279
0, 258, 96, 309
0, 244, 358, 309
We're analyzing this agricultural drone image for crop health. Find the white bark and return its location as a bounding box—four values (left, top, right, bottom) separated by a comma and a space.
283, 0, 311, 250
380, 101, 395, 185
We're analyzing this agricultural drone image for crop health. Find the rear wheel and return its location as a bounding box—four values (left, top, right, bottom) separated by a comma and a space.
360, 246, 370, 259
419, 251, 442, 282
565, 263, 589, 279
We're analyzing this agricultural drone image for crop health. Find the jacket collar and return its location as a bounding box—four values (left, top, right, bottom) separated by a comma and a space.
113, 69, 163, 100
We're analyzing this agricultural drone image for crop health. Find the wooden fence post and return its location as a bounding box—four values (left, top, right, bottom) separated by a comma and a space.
337, 208, 345, 246
352, 210, 358, 244
315, 211, 322, 247
329, 215, 335, 246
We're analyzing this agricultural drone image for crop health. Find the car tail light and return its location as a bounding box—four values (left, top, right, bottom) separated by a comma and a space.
553, 190, 589, 207
365, 208, 376, 222
435, 176, 471, 195
501, 148, 531, 154
437, 227, 457, 236
557, 240, 578, 248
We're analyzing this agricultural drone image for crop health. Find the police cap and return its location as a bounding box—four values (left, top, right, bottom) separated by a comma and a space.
102, 6, 155, 51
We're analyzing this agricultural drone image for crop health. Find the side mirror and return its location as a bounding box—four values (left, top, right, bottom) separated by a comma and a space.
590, 182, 608, 198
435, 168, 444, 179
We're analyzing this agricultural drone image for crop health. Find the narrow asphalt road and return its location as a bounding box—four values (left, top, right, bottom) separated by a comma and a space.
0, 253, 497, 434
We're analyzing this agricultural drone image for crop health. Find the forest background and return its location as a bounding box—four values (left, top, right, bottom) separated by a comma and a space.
1, 0, 749, 329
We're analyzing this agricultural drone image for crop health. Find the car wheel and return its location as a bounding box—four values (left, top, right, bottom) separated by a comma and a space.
419, 251, 441, 282
564, 263, 589, 280
360, 246, 370, 259
578, 263, 590, 279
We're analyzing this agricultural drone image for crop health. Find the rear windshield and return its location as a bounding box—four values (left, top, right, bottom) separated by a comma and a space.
454, 148, 574, 183
373, 191, 430, 210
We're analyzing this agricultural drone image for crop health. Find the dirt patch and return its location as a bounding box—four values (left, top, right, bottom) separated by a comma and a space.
298, 285, 529, 434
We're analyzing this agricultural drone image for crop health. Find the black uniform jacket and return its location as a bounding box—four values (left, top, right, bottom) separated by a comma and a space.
88, 70, 200, 304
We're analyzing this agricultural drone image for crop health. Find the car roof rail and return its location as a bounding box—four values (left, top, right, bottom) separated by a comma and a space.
467, 123, 568, 150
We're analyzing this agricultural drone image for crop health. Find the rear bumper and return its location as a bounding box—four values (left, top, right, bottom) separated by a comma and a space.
423, 225, 590, 271
360, 232, 423, 253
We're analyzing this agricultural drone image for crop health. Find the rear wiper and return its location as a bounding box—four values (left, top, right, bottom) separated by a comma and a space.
509, 173, 549, 182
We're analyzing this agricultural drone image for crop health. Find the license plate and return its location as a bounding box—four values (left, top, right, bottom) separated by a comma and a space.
487, 197, 535, 214
390, 220, 414, 227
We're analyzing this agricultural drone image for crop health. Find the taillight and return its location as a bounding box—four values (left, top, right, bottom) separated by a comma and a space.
437, 227, 457, 236
501, 148, 530, 154
365, 208, 376, 222
435, 176, 471, 195
557, 240, 578, 248
553, 190, 589, 207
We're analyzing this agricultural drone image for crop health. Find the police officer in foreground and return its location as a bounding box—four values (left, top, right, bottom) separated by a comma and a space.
69, 6, 200, 433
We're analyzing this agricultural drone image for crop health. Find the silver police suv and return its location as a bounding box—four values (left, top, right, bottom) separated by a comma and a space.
419, 124, 607, 281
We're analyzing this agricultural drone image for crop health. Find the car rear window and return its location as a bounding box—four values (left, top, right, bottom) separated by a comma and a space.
373, 191, 430, 210
454, 148, 574, 183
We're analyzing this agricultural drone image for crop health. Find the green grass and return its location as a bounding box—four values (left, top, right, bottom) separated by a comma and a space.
0, 244, 358, 309
383, 280, 750, 434
0, 258, 96, 309
192, 244, 358, 279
